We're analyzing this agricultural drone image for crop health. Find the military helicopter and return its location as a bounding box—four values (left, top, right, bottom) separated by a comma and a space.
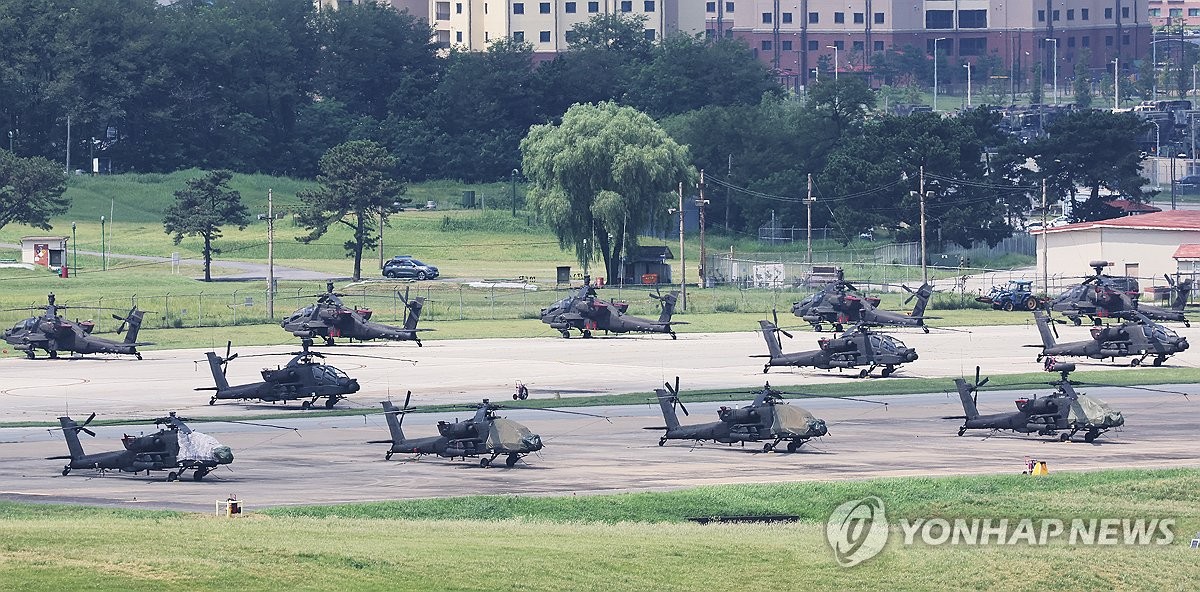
281, 282, 429, 346
1032, 311, 1189, 366
755, 316, 918, 377
3, 293, 149, 359
197, 339, 402, 409
49, 412, 235, 481
1048, 261, 1192, 326
371, 393, 606, 467
791, 269, 933, 333
949, 363, 1124, 442
539, 276, 685, 339
647, 378, 834, 452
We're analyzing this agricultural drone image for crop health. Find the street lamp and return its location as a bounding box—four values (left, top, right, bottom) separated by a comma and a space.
100, 215, 106, 271
963, 62, 972, 107
510, 168, 519, 217
71, 222, 77, 277
933, 37, 947, 111
826, 45, 839, 80
1150, 120, 1162, 189
1044, 38, 1058, 105
1113, 58, 1120, 109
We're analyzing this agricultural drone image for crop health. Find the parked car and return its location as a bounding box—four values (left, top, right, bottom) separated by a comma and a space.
1176, 175, 1200, 193
383, 256, 439, 280
1024, 216, 1070, 232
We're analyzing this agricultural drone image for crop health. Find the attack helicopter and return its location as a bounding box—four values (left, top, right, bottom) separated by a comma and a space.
1048, 261, 1192, 326
539, 276, 685, 339
949, 363, 1124, 442
755, 316, 918, 377
371, 393, 606, 467
3, 293, 149, 359
1032, 311, 1189, 366
648, 378, 834, 452
281, 282, 429, 346
50, 412, 234, 481
197, 339, 402, 409
791, 269, 933, 333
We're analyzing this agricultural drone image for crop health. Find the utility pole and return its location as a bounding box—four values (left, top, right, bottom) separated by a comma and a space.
676, 180, 686, 309
725, 154, 732, 231
964, 62, 972, 107
1113, 58, 1120, 109
919, 166, 927, 285
267, 188, 275, 320
806, 173, 815, 264
1041, 178, 1048, 295
65, 115, 70, 174
697, 170, 709, 288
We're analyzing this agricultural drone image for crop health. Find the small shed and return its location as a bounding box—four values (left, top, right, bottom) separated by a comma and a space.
621, 246, 673, 285
20, 236, 68, 270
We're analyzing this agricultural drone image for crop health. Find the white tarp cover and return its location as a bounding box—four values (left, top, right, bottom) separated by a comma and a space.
178, 430, 223, 462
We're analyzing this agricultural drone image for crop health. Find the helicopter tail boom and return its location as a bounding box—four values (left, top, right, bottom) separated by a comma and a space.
57, 416, 87, 460
758, 320, 785, 359
205, 352, 231, 391
953, 379, 980, 420
1034, 312, 1057, 348
657, 292, 679, 324
654, 389, 682, 430
403, 297, 425, 331
909, 283, 933, 321
121, 309, 145, 345
381, 400, 408, 445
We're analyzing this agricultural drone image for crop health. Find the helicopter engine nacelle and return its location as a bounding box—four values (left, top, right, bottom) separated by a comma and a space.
820, 338, 857, 353
1016, 397, 1059, 415
122, 434, 165, 452
437, 421, 480, 440
292, 330, 315, 338
718, 407, 761, 424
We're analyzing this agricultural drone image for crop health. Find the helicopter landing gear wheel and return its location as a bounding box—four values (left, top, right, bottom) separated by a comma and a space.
957, 427, 966, 437
670, 332, 677, 340
135, 352, 142, 360
193, 468, 208, 481
24, 350, 35, 359
834, 323, 844, 332
61, 466, 71, 476
658, 437, 667, 447
881, 366, 894, 378
582, 330, 593, 338
324, 337, 335, 346
763, 365, 771, 374
1130, 358, 1141, 367
301, 401, 312, 410
1153, 356, 1166, 367
1059, 432, 1071, 442
505, 453, 519, 468
786, 440, 801, 453
167, 471, 179, 482
922, 326, 930, 334
1084, 430, 1099, 443
209, 397, 216, 406
385, 451, 393, 460
858, 369, 870, 378
325, 397, 337, 409
560, 330, 571, 339
48, 350, 58, 359
416, 340, 423, 347
762, 443, 774, 453
1072, 317, 1082, 326
479, 457, 492, 468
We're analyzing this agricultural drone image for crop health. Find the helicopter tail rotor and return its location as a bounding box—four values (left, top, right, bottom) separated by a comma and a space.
771, 309, 794, 339
664, 376, 688, 416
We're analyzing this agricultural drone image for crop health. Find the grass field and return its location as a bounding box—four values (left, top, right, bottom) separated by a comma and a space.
1, 470, 1196, 591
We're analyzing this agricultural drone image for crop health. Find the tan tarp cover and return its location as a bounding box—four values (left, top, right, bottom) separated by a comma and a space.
771, 404, 818, 436
486, 418, 540, 452
1069, 395, 1125, 428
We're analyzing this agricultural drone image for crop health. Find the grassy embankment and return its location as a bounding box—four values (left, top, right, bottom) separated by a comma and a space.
0, 469, 1197, 590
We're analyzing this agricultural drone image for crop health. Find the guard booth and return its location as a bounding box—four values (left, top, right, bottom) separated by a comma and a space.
620, 246, 673, 285
20, 236, 68, 272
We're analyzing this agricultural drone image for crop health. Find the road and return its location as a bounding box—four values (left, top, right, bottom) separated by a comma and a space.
0, 242, 340, 281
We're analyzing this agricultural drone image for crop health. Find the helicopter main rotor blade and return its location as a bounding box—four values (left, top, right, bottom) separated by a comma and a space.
523, 407, 612, 421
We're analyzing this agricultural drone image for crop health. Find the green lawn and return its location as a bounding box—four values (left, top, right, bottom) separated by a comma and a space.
1, 469, 1196, 591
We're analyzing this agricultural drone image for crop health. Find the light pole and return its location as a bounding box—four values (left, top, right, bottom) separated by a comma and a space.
964, 62, 972, 107
1153, 28, 1159, 98
100, 215, 106, 271
1150, 120, 1161, 189
510, 168, 518, 217
1113, 58, 1120, 109
1045, 38, 1058, 105
933, 37, 947, 111
71, 222, 77, 276
827, 45, 839, 80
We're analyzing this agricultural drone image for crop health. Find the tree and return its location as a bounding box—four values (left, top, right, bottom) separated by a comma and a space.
296, 140, 407, 281
625, 34, 781, 119
162, 170, 250, 282
1031, 63, 1043, 104
521, 102, 694, 283
0, 150, 69, 231
807, 77, 876, 134
1073, 50, 1092, 108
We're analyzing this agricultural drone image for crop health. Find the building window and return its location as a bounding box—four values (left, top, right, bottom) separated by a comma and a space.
1104, 8, 1112, 19
808, 40, 818, 50
513, 31, 524, 41
763, 12, 772, 23
436, 1, 450, 19
854, 12, 864, 24
809, 12, 818, 23
1081, 8, 1089, 20
1067, 9, 1074, 20
645, 1, 654, 11
928, 38, 952, 54
1082, 36, 1090, 47
782, 12, 792, 23
455, 2, 462, 13
620, 0, 631, 12
1170, 8, 1183, 17
1067, 37, 1075, 48
1052, 10, 1059, 21
762, 40, 772, 51
1122, 7, 1129, 18
833, 40, 844, 50
959, 9, 986, 28
1150, 8, 1161, 17
959, 37, 986, 56
852, 40, 864, 51
1123, 34, 1130, 45
1192, 9, 1200, 17
588, 1, 598, 12
566, 1, 576, 12
485, 31, 490, 41
874, 40, 884, 51
456, 31, 462, 42
513, 2, 523, 14
834, 12, 844, 23
926, 10, 953, 29
540, 2, 550, 14
644, 29, 655, 40
1038, 10, 1045, 22
540, 30, 550, 42
782, 40, 792, 50
726, 2, 734, 13
874, 12, 884, 24
1105, 35, 1113, 46
705, 1, 714, 12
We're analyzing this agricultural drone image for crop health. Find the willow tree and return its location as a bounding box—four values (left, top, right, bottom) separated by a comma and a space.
520, 102, 694, 283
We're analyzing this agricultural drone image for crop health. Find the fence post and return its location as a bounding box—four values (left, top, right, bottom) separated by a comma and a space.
459, 285, 464, 320
490, 286, 496, 319
164, 293, 171, 329
198, 292, 204, 327
232, 289, 239, 326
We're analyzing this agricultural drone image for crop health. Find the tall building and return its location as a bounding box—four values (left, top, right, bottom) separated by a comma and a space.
708, 1, 1150, 88
430, 0, 705, 55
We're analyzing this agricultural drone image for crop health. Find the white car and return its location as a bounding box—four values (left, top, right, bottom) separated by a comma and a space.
1025, 216, 1070, 232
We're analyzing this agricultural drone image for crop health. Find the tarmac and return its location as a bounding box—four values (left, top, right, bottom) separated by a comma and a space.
1, 323, 1198, 511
